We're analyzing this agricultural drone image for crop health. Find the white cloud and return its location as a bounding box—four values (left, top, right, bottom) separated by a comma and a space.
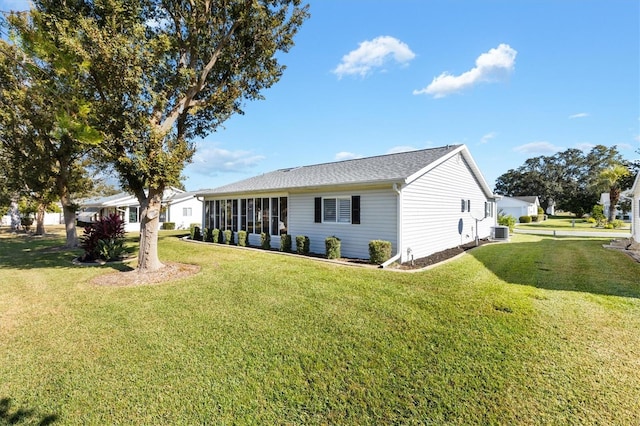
333, 36, 416, 79
335, 151, 362, 161
414, 43, 517, 98
186, 144, 265, 176
575, 142, 596, 152
569, 112, 589, 119
480, 132, 497, 144
513, 141, 563, 155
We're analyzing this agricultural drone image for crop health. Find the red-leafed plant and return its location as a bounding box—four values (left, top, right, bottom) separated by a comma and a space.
79, 213, 126, 261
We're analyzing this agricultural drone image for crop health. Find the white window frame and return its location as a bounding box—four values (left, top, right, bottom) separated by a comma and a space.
183, 207, 192, 217
323, 197, 351, 224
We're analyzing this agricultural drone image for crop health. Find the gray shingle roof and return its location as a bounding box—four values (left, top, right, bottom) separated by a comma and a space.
198, 145, 462, 196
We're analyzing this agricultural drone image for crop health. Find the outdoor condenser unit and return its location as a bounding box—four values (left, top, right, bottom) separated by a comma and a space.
491, 226, 510, 241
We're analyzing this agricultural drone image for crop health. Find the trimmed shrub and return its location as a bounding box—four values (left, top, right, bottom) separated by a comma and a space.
610, 219, 623, 229
193, 226, 203, 241
498, 213, 516, 233
223, 229, 233, 245
260, 232, 271, 249
519, 215, 532, 223
212, 228, 220, 244
20, 216, 33, 231
369, 240, 392, 264
189, 223, 203, 240
295, 235, 310, 255
586, 217, 597, 224
538, 206, 544, 216
237, 230, 247, 247
162, 222, 176, 230
80, 213, 126, 261
280, 234, 292, 252
325, 236, 341, 259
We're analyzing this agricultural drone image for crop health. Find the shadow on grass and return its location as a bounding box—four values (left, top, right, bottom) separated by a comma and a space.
0, 397, 58, 425
0, 238, 135, 272
469, 237, 640, 299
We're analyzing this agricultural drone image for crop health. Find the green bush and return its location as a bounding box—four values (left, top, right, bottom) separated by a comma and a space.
237, 230, 247, 247
189, 223, 203, 240
325, 236, 341, 260
193, 226, 203, 241
97, 238, 126, 261
223, 229, 233, 245
587, 217, 596, 224
498, 213, 516, 233
20, 216, 33, 231
260, 232, 271, 249
280, 234, 292, 252
162, 222, 176, 230
610, 219, 623, 229
591, 204, 606, 226
531, 215, 539, 222
538, 206, 544, 216
519, 215, 532, 223
295, 235, 310, 255
369, 240, 392, 265
80, 213, 126, 261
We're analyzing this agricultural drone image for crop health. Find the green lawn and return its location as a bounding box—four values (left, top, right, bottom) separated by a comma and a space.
516, 215, 631, 232
1, 229, 639, 424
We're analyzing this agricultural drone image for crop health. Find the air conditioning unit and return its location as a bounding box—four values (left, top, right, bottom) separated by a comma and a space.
491, 226, 510, 241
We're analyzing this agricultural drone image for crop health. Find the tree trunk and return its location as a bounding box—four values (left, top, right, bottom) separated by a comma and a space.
609, 187, 620, 222
56, 166, 79, 247
35, 202, 46, 235
9, 197, 20, 230
62, 203, 78, 247
137, 187, 164, 272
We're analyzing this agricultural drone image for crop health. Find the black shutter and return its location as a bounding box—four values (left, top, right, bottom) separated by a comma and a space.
351, 196, 360, 224
314, 197, 322, 223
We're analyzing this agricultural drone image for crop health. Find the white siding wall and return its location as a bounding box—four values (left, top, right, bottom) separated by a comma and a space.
401, 153, 495, 262
169, 198, 203, 230
288, 188, 397, 259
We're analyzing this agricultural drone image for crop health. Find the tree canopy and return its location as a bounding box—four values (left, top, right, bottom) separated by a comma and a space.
6, 0, 309, 271
494, 145, 635, 217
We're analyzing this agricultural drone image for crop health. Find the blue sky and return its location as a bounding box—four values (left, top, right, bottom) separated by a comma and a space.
2, 0, 639, 191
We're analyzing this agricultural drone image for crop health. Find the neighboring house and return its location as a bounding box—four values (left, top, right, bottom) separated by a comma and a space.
496, 196, 540, 221
630, 174, 640, 244
599, 192, 629, 220
197, 144, 498, 264
77, 187, 203, 232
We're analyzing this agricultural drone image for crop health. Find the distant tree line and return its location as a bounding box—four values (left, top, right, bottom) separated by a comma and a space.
494, 145, 639, 218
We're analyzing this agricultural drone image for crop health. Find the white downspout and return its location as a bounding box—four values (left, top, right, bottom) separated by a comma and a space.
381, 183, 403, 268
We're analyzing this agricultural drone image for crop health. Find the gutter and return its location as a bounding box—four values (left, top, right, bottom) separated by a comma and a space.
381, 182, 403, 269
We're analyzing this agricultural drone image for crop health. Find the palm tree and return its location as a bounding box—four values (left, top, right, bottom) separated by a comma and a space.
597, 164, 630, 221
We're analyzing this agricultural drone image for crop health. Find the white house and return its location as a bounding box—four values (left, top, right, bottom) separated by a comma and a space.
496, 196, 540, 221
197, 144, 498, 264
77, 187, 203, 232
599, 192, 630, 221
630, 173, 640, 245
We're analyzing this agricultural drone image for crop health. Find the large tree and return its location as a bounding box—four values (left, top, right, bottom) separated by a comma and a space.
595, 164, 630, 221
18, 0, 309, 271
494, 145, 625, 216
0, 34, 100, 245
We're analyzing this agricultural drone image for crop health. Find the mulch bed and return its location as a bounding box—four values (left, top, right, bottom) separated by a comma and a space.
396, 239, 492, 270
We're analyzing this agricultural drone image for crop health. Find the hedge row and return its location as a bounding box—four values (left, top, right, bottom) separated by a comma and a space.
190, 229, 392, 264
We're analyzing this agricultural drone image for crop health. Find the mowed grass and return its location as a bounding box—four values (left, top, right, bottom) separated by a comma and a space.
516, 215, 631, 232
1, 229, 639, 424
